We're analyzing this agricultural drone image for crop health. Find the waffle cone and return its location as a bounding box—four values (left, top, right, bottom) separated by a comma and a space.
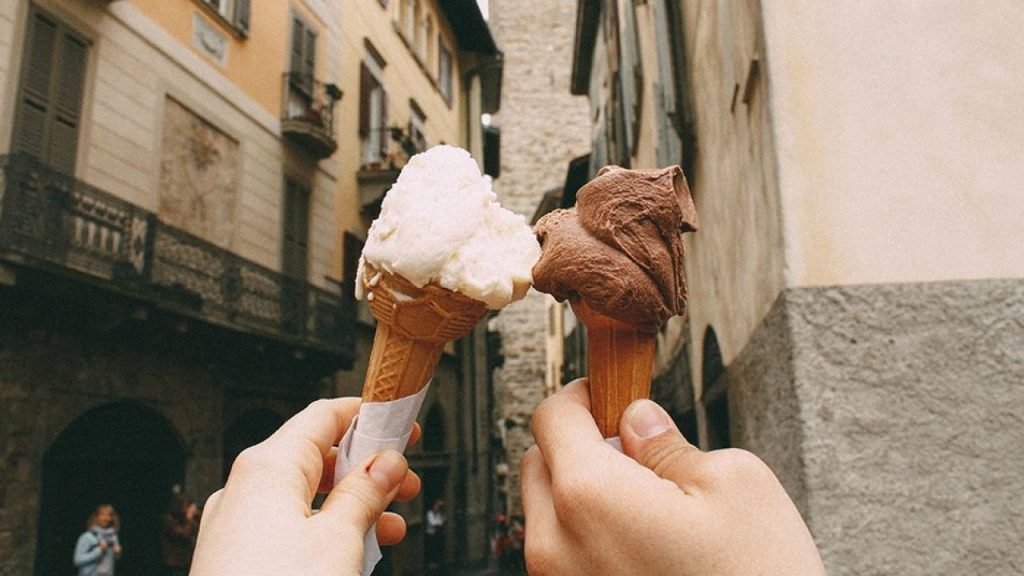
572, 299, 657, 438
361, 265, 488, 402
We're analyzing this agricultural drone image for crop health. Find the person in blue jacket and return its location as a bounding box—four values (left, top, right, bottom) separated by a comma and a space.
73, 504, 122, 576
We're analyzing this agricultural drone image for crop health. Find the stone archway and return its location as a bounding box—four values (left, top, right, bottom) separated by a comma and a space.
35, 401, 185, 576
701, 327, 730, 450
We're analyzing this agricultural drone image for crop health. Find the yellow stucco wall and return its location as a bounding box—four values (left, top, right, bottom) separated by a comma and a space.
335, 0, 472, 278
128, 0, 328, 119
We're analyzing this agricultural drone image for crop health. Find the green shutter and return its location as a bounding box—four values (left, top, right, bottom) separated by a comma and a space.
49, 34, 87, 174
234, 0, 250, 36
379, 86, 389, 158
13, 11, 58, 161
304, 29, 317, 83
290, 16, 304, 77
13, 7, 88, 175
282, 177, 310, 281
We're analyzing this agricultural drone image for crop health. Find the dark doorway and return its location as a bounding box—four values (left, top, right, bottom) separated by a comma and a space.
35, 401, 185, 576
701, 327, 731, 450
223, 407, 286, 481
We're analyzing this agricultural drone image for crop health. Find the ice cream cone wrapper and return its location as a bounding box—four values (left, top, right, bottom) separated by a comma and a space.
572, 300, 657, 439
334, 266, 487, 575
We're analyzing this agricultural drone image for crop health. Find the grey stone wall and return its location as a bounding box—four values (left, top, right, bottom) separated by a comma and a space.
487, 0, 591, 517
0, 300, 322, 575
729, 279, 1024, 575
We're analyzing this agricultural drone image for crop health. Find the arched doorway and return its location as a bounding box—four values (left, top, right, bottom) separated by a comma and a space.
701, 327, 730, 450
421, 401, 449, 574
35, 401, 185, 576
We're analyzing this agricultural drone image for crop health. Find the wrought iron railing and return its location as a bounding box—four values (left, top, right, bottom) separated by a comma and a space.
281, 72, 341, 158
0, 152, 351, 358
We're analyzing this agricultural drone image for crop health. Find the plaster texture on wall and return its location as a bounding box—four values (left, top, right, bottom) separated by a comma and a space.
729, 278, 1024, 575
681, 0, 785, 373
762, 1, 1024, 288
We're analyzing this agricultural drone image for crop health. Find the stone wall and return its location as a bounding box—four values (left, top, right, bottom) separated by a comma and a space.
487, 0, 591, 516
728, 279, 1024, 575
0, 284, 324, 575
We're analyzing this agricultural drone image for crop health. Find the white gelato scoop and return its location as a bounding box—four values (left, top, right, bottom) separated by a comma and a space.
356, 145, 540, 309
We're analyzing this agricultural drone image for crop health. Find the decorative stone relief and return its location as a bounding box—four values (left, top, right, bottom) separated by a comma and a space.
159, 98, 239, 248
192, 14, 228, 67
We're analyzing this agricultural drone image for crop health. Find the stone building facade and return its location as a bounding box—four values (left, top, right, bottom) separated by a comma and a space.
0, 1, 353, 574
2, 1, 505, 574
568, 1, 1024, 574
486, 0, 590, 517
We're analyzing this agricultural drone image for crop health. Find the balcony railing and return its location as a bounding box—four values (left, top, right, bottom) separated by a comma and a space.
281, 72, 342, 159
0, 153, 352, 364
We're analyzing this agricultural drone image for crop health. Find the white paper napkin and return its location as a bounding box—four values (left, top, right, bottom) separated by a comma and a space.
334, 384, 430, 576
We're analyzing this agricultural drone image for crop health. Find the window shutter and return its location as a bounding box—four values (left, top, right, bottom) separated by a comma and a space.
378, 87, 389, 158
13, 8, 88, 175
290, 17, 304, 76
359, 62, 371, 136
49, 34, 87, 174
234, 0, 250, 36
303, 29, 317, 85
13, 12, 59, 160
282, 177, 310, 281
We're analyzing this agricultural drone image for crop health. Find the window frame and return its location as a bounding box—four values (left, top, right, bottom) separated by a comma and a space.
438, 40, 453, 106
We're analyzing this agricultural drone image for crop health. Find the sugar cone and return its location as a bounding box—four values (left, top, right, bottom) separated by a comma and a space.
572, 299, 657, 438
361, 265, 488, 402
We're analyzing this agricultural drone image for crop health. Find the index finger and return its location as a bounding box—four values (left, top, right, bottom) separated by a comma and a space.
258, 398, 362, 499
273, 397, 361, 456
530, 379, 610, 478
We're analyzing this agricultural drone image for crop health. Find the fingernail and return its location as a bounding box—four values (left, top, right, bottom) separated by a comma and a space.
625, 400, 672, 439
367, 450, 406, 491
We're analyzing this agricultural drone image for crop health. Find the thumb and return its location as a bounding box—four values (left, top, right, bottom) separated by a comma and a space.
619, 400, 704, 488
319, 449, 408, 538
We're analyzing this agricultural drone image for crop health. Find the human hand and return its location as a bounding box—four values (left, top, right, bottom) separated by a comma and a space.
191, 398, 421, 576
522, 380, 826, 576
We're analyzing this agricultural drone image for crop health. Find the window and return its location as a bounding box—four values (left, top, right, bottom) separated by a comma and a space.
12, 6, 89, 175
289, 14, 317, 98
203, 0, 250, 36
412, 0, 423, 50
408, 100, 427, 153
359, 53, 388, 165
282, 176, 311, 282
420, 14, 433, 60
438, 41, 452, 105
282, 176, 311, 333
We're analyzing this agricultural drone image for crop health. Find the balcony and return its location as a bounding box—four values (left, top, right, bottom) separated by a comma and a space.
281, 72, 342, 159
0, 153, 353, 372
357, 126, 425, 219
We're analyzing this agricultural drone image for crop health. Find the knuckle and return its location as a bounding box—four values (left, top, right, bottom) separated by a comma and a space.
551, 473, 595, 520
229, 444, 273, 476
338, 473, 386, 527
706, 448, 772, 484
640, 435, 699, 480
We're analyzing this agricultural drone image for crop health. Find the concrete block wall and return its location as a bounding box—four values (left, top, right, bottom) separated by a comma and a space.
729, 279, 1024, 575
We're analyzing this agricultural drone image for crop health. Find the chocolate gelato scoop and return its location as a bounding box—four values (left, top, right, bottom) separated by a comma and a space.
533, 165, 698, 329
